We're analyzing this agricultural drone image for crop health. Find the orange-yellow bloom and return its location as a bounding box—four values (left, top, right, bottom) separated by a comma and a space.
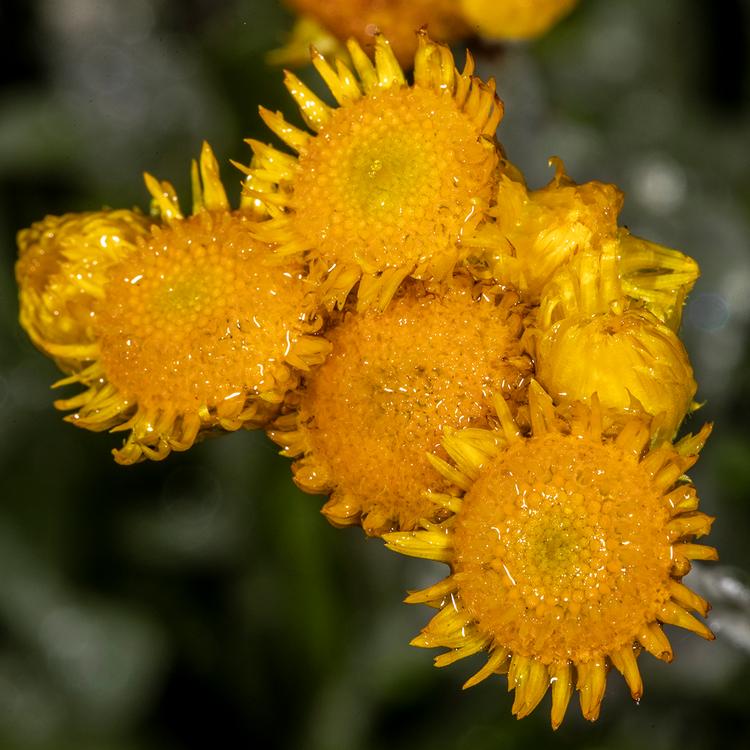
535, 305, 696, 441
270, 275, 531, 535
37, 143, 329, 464
386, 383, 715, 727
244, 33, 504, 311
16, 208, 154, 371
470, 159, 623, 300
531, 248, 697, 440
460, 0, 579, 40
470, 159, 700, 327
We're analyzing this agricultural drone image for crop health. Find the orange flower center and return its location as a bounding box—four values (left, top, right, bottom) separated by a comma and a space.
299, 281, 529, 532
292, 86, 497, 274
453, 432, 673, 663
95, 212, 312, 412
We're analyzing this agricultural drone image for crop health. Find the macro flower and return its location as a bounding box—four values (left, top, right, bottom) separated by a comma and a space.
16, 208, 154, 371
270, 275, 532, 535
460, 0, 579, 41
470, 158, 700, 321
244, 33, 503, 311
535, 305, 696, 441
471, 159, 624, 299
47, 143, 330, 464
532, 248, 697, 440
280, 0, 468, 67
385, 382, 715, 727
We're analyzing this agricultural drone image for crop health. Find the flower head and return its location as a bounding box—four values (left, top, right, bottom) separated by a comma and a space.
16, 208, 154, 370
473, 159, 624, 300
244, 33, 503, 311
386, 382, 715, 727
532, 248, 697, 440
270, 275, 531, 535
535, 306, 696, 441
51, 143, 330, 464
460, 0, 579, 40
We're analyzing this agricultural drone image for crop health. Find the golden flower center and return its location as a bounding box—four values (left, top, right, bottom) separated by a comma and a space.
292, 86, 497, 273
453, 432, 673, 663
95, 212, 311, 412
300, 281, 528, 531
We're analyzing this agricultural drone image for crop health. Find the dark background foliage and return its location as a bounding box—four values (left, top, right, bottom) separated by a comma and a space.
0, 1, 749, 748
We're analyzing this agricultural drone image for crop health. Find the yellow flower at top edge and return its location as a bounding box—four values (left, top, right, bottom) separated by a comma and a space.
282, 0, 469, 67
50, 142, 330, 464
16, 208, 155, 372
269, 274, 532, 536
385, 382, 716, 728
243, 32, 504, 312
460, 0, 579, 40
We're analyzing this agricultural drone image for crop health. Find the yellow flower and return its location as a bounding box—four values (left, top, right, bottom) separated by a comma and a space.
16, 208, 154, 371
385, 382, 716, 727
472, 159, 624, 299
269, 275, 532, 536
280, 0, 469, 67
51, 143, 330, 464
470, 159, 700, 322
535, 306, 697, 441
243, 33, 503, 311
532, 248, 698, 440
460, 0, 579, 40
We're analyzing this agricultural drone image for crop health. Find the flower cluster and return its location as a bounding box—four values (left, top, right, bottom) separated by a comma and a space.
16, 34, 714, 727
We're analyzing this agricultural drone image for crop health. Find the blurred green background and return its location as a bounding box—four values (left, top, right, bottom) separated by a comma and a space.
1, 1, 749, 748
